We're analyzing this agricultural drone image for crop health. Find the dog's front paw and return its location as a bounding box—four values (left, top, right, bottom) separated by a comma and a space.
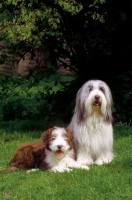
77, 158, 93, 165
51, 166, 72, 173
94, 159, 104, 165
27, 169, 39, 173
80, 165, 89, 170
95, 157, 112, 165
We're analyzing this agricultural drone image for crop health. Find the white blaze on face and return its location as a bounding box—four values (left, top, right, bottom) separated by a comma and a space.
49, 127, 70, 158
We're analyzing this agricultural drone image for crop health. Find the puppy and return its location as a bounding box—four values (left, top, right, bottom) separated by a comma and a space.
0, 127, 89, 172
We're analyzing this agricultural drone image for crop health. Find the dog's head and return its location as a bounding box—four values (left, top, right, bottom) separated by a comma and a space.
74, 80, 113, 123
42, 127, 74, 158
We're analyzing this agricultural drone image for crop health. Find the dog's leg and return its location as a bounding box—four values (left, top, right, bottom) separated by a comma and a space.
76, 146, 94, 165
67, 159, 89, 170
94, 151, 114, 165
51, 166, 72, 172
27, 169, 39, 173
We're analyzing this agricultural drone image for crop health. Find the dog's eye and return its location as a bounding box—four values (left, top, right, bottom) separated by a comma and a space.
64, 138, 69, 141
51, 137, 56, 141
89, 87, 93, 92
99, 87, 105, 93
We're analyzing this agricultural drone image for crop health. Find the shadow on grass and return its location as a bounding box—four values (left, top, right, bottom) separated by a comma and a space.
114, 124, 132, 138
0, 118, 68, 142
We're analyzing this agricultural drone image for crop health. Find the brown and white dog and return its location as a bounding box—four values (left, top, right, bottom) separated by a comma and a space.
0, 127, 89, 173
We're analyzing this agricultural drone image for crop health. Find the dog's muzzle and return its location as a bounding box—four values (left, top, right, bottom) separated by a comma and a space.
55, 145, 64, 157
93, 95, 101, 106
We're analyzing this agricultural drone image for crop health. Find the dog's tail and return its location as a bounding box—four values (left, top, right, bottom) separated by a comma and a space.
0, 167, 19, 173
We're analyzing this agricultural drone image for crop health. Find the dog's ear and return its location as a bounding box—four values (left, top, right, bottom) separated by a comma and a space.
74, 89, 87, 123
102, 83, 113, 123
65, 128, 74, 140
105, 89, 113, 123
41, 127, 54, 148
65, 128, 74, 149
105, 104, 112, 123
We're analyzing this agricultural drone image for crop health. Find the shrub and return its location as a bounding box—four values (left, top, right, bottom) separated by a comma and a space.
0, 71, 77, 122
112, 71, 132, 124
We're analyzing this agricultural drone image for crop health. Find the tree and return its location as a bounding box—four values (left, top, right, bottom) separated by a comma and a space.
0, 0, 132, 123
0, 0, 111, 77
0, 0, 132, 81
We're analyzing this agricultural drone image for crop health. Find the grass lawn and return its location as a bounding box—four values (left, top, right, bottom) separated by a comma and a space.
0, 121, 132, 200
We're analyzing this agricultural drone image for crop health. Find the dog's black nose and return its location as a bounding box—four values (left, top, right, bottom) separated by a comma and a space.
57, 145, 62, 149
95, 95, 100, 101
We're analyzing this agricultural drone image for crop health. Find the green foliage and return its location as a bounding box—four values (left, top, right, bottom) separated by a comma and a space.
112, 71, 132, 124
0, 0, 83, 45
0, 0, 132, 123
1, 0, 131, 80
0, 0, 108, 71
0, 72, 77, 122
0, 70, 132, 124
55, 0, 83, 15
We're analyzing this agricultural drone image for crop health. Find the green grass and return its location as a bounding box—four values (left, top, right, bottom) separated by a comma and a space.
0, 122, 132, 200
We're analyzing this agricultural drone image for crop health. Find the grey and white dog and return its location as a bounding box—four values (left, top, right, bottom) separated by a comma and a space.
68, 80, 114, 166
